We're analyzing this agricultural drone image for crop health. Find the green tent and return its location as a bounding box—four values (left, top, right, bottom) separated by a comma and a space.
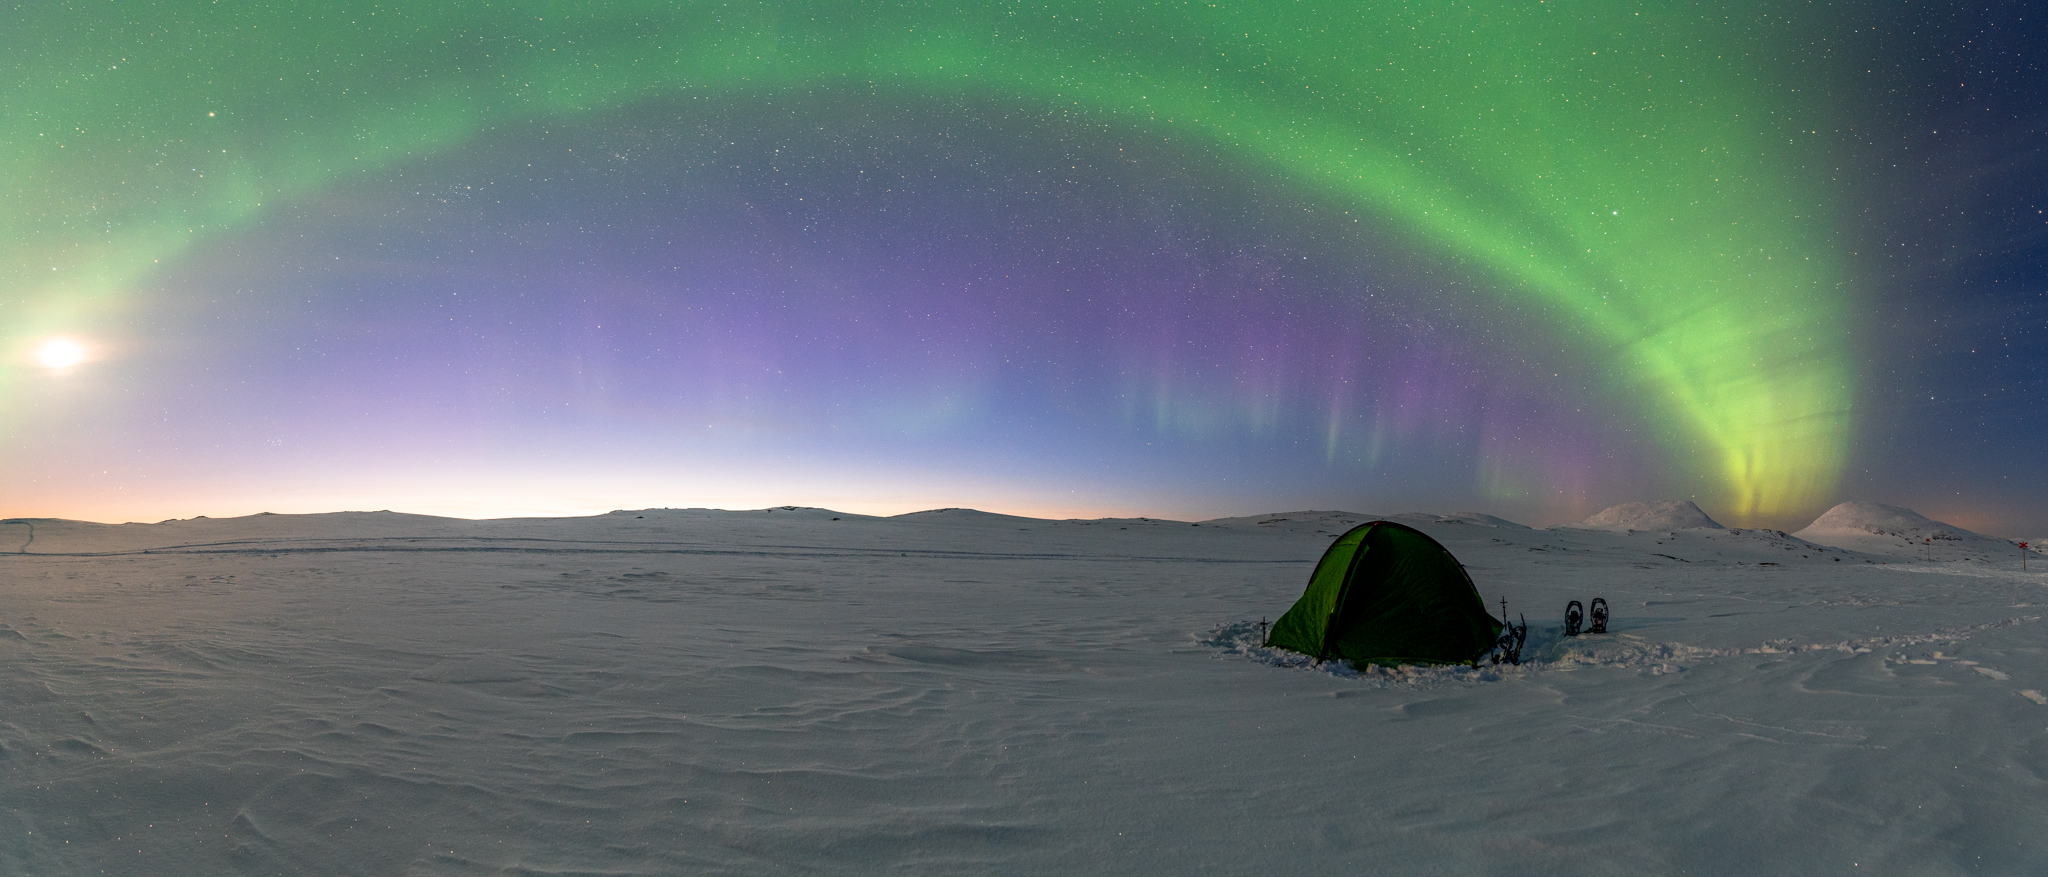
1264, 521, 1503, 665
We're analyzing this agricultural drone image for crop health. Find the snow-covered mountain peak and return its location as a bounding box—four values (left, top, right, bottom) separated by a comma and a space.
1572, 500, 1724, 531
1795, 501, 1948, 537
1792, 501, 2020, 561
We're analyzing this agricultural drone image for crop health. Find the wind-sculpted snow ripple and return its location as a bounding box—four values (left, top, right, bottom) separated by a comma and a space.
1199, 621, 1527, 687
1204, 615, 2048, 684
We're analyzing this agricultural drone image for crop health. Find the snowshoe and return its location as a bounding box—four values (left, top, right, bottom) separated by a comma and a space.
1490, 614, 1528, 665
1588, 598, 1609, 634
1564, 600, 1584, 637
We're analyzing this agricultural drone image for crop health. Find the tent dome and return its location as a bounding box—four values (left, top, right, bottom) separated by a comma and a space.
1265, 521, 1502, 665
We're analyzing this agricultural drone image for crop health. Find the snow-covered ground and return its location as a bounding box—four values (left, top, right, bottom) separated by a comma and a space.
3, 503, 2046, 875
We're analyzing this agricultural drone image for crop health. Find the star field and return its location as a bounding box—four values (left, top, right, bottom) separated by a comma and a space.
4, 2, 2043, 531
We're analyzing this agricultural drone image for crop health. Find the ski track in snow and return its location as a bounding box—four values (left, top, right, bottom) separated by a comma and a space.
5, 508, 2048, 875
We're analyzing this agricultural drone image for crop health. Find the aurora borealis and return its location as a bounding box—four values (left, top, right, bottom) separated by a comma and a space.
6, 2, 2045, 531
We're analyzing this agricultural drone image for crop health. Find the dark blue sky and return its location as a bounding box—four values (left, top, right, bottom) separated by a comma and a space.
5, 2, 2044, 534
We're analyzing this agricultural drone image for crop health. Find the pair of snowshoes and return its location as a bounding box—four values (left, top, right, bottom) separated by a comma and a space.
1563, 598, 1608, 636
1490, 614, 1529, 665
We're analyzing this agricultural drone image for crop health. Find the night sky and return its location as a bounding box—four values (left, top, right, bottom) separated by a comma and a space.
6, 2, 2044, 533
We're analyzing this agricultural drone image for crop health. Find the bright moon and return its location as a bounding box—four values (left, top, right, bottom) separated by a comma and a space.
36, 337, 86, 369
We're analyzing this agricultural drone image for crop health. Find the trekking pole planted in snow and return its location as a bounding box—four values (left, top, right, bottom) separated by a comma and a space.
2023, 542, 2030, 571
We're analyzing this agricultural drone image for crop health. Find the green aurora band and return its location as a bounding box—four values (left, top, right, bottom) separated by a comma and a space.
4, 1, 1850, 519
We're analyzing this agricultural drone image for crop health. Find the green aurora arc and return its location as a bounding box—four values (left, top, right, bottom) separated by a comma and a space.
5, 1, 1851, 520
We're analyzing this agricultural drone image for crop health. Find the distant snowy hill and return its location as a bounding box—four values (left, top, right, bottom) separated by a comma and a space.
1200, 511, 1532, 532
1793, 501, 2019, 562
0, 510, 472, 554
1389, 511, 1533, 529
890, 507, 1043, 524
1198, 511, 1377, 534
1571, 500, 1724, 531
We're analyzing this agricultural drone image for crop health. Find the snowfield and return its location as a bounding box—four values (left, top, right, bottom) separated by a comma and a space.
2, 504, 2045, 875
